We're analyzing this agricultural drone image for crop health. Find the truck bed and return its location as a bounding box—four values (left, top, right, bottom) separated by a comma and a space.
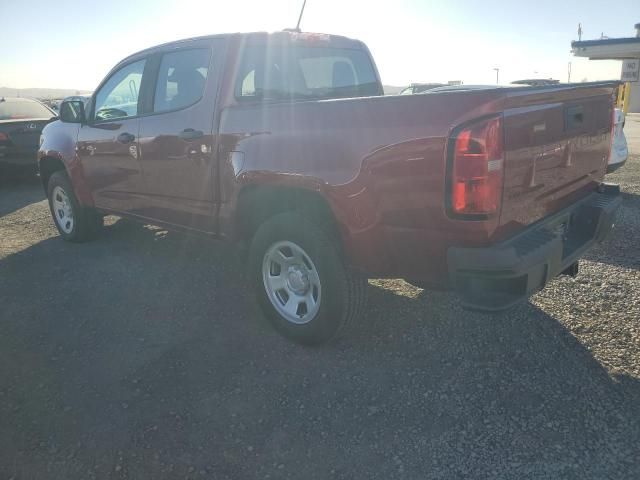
220, 81, 616, 241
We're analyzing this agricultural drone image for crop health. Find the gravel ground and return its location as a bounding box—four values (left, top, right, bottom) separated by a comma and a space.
1, 118, 640, 479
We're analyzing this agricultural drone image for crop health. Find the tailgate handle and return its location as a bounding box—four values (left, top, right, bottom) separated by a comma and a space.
566, 106, 584, 129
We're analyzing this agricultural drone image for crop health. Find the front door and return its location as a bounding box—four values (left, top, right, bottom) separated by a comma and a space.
77, 58, 147, 215
137, 40, 224, 232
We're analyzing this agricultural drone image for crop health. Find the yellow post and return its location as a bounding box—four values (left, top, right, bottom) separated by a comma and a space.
617, 84, 625, 109
619, 82, 632, 114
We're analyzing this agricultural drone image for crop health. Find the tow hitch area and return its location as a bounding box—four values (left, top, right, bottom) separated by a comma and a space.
561, 261, 580, 277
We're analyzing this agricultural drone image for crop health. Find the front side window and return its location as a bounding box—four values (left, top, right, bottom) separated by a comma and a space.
94, 59, 146, 121
153, 49, 210, 113
236, 46, 380, 101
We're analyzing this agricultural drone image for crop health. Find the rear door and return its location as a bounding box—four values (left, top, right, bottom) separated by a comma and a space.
137, 38, 225, 232
77, 58, 148, 214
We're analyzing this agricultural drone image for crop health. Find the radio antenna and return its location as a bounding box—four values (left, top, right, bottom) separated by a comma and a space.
295, 0, 307, 32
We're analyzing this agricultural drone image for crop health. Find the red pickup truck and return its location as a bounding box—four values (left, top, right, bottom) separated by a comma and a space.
39, 31, 621, 344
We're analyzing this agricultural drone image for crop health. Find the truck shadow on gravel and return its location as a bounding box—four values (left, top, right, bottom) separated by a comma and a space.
583, 191, 640, 271
0, 171, 44, 216
1, 218, 639, 479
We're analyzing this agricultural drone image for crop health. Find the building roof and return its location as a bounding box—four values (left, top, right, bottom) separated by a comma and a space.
571, 36, 640, 60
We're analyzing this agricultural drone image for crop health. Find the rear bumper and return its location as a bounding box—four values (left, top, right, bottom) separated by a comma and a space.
606, 158, 627, 174
447, 184, 622, 311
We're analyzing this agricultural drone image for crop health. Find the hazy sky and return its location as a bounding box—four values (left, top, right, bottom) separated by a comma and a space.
1, 0, 637, 90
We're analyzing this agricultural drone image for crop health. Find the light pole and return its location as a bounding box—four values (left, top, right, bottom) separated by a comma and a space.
493, 68, 500, 85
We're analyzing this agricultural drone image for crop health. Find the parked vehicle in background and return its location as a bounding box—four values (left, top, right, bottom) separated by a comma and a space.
425, 84, 507, 93
511, 79, 560, 87
399, 83, 445, 94
608, 107, 628, 173
39, 31, 621, 345
0, 97, 57, 173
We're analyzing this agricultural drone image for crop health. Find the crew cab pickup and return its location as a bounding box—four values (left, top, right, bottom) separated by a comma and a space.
39, 31, 621, 344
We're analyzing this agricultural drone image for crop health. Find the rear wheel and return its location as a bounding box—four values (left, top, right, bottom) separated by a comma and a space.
47, 171, 102, 242
248, 212, 367, 345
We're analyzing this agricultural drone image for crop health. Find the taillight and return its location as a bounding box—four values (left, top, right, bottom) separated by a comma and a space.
449, 115, 504, 217
0, 132, 8, 142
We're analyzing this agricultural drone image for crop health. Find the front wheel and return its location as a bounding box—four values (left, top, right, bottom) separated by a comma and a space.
248, 212, 367, 345
47, 171, 102, 242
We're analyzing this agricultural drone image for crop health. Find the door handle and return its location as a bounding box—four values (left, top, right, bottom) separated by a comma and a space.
117, 132, 135, 144
179, 128, 204, 140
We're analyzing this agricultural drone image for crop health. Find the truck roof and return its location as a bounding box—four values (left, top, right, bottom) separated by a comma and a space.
122, 31, 365, 64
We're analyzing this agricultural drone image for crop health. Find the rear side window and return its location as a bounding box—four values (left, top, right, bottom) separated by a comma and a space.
94, 59, 146, 121
236, 46, 380, 101
153, 48, 210, 113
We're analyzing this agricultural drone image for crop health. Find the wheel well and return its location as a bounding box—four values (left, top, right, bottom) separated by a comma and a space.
39, 156, 66, 192
236, 185, 340, 243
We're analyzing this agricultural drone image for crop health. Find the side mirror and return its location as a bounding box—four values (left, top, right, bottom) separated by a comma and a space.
59, 100, 86, 124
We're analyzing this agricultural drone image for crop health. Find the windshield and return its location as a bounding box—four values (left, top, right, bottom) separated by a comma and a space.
236, 45, 381, 101
0, 99, 54, 120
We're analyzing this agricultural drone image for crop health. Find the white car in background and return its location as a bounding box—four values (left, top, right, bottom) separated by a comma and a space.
608, 107, 628, 173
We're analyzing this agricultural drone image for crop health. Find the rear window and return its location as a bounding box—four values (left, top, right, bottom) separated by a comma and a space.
236, 46, 380, 101
0, 100, 54, 120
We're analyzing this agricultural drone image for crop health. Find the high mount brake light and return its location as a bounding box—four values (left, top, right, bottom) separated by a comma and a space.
290, 32, 331, 45
449, 115, 504, 217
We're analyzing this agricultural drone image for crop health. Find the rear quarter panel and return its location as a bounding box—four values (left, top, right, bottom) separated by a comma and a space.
218, 91, 507, 278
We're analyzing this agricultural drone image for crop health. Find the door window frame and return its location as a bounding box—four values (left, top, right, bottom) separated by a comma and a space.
141, 38, 226, 118
87, 38, 226, 125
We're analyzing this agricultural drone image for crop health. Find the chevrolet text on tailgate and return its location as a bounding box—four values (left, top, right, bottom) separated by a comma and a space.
39, 31, 622, 345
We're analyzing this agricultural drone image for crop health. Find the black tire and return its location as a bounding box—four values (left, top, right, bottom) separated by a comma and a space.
248, 212, 367, 345
47, 171, 103, 242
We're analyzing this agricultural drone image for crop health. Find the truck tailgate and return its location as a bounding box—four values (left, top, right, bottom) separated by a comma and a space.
499, 83, 615, 232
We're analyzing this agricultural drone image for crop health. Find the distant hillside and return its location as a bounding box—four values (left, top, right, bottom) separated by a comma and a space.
0, 87, 92, 100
